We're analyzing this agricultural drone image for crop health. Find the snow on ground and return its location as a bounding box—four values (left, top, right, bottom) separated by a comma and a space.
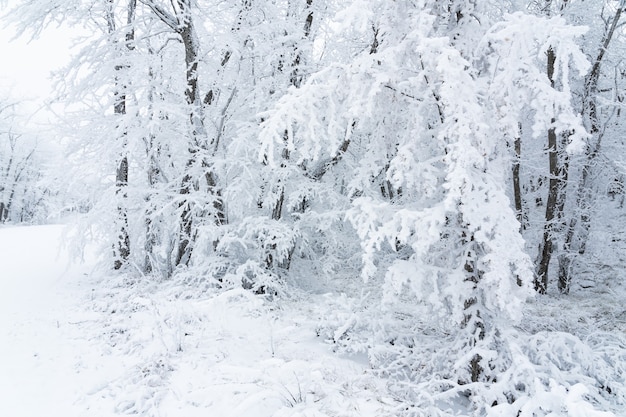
0, 225, 394, 417
3, 224, 625, 417
0, 225, 99, 416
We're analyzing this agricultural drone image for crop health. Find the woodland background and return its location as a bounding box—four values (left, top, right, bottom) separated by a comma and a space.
1, 1, 626, 416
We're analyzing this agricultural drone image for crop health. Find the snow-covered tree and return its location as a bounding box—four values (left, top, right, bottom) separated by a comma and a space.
505, 0, 626, 294
6, 0, 626, 415
0, 101, 51, 224
557, 0, 626, 292
259, 1, 612, 414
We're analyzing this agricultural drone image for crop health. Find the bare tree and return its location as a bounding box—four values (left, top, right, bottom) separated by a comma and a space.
558, 0, 626, 293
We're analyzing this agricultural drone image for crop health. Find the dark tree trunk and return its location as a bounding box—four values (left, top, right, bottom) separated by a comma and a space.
535, 45, 557, 292
535, 46, 570, 293
512, 124, 525, 230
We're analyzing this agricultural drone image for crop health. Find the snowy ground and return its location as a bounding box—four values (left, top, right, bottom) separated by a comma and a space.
0, 225, 394, 417
2, 224, 625, 417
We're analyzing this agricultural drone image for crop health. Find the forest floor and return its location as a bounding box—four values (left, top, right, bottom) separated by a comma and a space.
1, 224, 625, 417
0, 224, 396, 417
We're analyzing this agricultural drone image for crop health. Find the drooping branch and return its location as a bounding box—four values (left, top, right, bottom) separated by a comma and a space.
308, 121, 354, 182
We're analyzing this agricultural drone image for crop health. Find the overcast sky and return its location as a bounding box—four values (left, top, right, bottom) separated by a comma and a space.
0, 10, 76, 109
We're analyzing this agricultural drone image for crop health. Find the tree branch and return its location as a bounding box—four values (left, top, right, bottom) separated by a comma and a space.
139, 0, 179, 31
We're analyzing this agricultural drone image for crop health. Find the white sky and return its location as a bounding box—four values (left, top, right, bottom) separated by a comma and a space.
0, 10, 76, 110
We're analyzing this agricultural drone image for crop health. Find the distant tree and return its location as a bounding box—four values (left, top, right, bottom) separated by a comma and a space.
0, 104, 49, 224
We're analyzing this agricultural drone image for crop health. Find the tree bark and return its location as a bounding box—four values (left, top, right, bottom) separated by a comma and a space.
0, 138, 16, 223
271, 0, 315, 223
114, 155, 130, 270
460, 225, 485, 383
535, 46, 570, 293
289, 0, 313, 88
512, 124, 525, 230
108, 0, 136, 270
174, 0, 226, 267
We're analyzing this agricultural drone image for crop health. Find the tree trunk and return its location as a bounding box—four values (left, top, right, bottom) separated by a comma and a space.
460, 225, 485, 383
0, 146, 14, 223
142, 48, 162, 275
271, 0, 315, 223
109, 0, 136, 270
512, 124, 525, 230
289, 0, 313, 88
114, 155, 130, 270
264, 1, 315, 273
173, 0, 225, 267
535, 46, 570, 293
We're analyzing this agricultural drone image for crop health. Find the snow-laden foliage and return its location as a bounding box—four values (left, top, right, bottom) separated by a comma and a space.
260, 1, 622, 414
5, 0, 626, 416
480, 12, 590, 152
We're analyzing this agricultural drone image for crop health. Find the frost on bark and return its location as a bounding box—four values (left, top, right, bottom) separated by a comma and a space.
109, 0, 136, 270
459, 228, 487, 383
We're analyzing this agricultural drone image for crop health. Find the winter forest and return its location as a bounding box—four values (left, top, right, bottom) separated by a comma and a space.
1, 0, 626, 416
